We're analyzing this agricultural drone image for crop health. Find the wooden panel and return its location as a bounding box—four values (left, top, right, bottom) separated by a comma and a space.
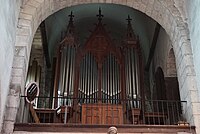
82, 103, 123, 125
132, 108, 141, 124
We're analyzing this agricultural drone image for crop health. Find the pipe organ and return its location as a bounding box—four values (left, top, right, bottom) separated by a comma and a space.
78, 52, 98, 103
53, 11, 144, 124
125, 47, 141, 108
26, 59, 41, 108
58, 45, 76, 106
102, 53, 121, 104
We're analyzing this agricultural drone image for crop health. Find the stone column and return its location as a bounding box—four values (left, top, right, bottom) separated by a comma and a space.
2, 46, 28, 133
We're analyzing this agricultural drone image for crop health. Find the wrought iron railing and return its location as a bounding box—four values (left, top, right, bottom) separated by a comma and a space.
16, 96, 188, 126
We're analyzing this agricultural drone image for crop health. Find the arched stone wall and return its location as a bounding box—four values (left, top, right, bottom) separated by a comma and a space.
3, 0, 200, 133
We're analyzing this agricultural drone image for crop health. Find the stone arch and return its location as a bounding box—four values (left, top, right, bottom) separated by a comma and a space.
5, 0, 199, 133
166, 48, 177, 77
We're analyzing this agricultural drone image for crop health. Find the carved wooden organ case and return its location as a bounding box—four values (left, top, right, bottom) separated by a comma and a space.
53, 11, 144, 124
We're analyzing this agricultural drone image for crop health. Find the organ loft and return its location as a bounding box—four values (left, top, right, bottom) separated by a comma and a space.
50, 9, 144, 124
24, 9, 182, 126
2, 1, 199, 133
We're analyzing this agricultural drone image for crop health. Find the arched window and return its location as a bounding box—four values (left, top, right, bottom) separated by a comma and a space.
154, 67, 166, 100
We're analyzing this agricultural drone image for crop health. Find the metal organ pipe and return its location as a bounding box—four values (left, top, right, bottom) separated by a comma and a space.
132, 48, 137, 97
124, 47, 140, 109
102, 59, 104, 102
111, 56, 114, 103
88, 53, 91, 102
91, 55, 94, 102
108, 55, 112, 101
95, 60, 98, 103
125, 49, 130, 100
71, 48, 75, 97
85, 55, 88, 103
58, 49, 63, 95
68, 47, 73, 98
113, 56, 116, 104
58, 47, 65, 106
64, 46, 70, 96
130, 48, 134, 98
135, 51, 140, 99
66, 46, 71, 97
129, 49, 132, 99
82, 55, 85, 102
105, 59, 108, 103
100, 54, 121, 104
112, 55, 114, 104
108, 55, 111, 103
118, 58, 120, 103
117, 59, 120, 103
83, 56, 86, 101
78, 55, 82, 100
114, 56, 117, 104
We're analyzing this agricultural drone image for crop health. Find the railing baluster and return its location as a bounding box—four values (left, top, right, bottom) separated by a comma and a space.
166, 101, 170, 125
176, 101, 180, 124
18, 96, 188, 126
171, 101, 175, 124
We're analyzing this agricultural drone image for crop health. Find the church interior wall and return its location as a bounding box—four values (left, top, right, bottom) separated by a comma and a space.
0, 0, 22, 131
148, 27, 171, 99
186, 0, 200, 100
1, 0, 200, 133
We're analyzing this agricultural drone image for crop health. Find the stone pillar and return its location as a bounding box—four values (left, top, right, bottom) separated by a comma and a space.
2, 46, 28, 133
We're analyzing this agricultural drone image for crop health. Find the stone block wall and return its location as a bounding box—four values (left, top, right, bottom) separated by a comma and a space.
186, 0, 200, 101
0, 0, 22, 131
185, 0, 200, 132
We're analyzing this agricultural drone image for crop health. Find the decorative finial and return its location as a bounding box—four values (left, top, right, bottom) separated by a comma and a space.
126, 15, 132, 24
96, 7, 104, 21
68, 11, 74, 22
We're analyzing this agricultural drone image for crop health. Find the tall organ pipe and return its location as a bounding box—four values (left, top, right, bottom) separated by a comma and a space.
113, 56, 115, 104
68, 47, 72, 97
128, 49, 132, 98
63, 46, 70, 96
132, 48, 137, 97
60, 47, 66, 96
135, 51, 140, 99
88, 53, 91, 103
124, 47, 141, 108
125, 49, 130, 100
85, 55, 88, 103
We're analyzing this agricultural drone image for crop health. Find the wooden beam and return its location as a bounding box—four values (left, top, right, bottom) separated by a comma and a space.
29, 104, 40, 123
14, 123, 195, 133
40, 21, 51, 68
145, 23, 161, 71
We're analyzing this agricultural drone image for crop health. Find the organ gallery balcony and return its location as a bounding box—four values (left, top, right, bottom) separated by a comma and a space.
15, 96, 190, 125
14, 96, 195, 133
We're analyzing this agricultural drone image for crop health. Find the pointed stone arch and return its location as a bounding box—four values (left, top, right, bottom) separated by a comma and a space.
154, 67, 167, 100
4, 0, 200, 133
